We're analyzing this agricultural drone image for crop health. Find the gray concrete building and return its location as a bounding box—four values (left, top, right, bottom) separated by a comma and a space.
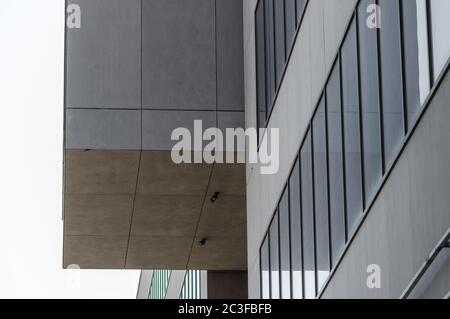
245, 0, 450, 299
64, 0, 450, 299
63, 0, 247, 297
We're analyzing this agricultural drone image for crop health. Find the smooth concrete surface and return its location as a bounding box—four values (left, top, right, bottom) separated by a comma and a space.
131, 195, 203, 237
142, 110, 216, 151
64, 194, 134, 236
65, 0, 245, 152
142, 0, 216, 110
63, 235, 128, 269
64, 150, 140, 195
66, 109, 141, 149
207, 271, 248, 299
126, 236, 193, 269
64, 150, 246, 270
208, 162, 246, 195
216, 0, 245, 111
136, 151, 212, 196
197, 196, 247, 237
66, 0, 141, 109
188, 236, 247, 270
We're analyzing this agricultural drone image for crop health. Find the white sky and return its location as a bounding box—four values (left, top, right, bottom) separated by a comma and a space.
0, 0, 140, 298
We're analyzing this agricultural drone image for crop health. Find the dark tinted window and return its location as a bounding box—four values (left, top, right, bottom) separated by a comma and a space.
269, 210, 280, 299
301, 131, 316, 299
341, 18, 363, 235
326, 60, 346, 266
279, 188, 291, 299
312, 97, 330, 290
260, 235, 270, 299
285, 0, 297, 48
264, 0, 276, 111
358, 0, 382, 203
379, 0, 405, 166
289, 159, 303, 299
274, 0, 286, 86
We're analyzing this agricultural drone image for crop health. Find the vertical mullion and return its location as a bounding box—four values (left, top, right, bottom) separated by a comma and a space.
268, 232, 272, 299
354, 12, 366, 211
310, 123, 318, 297
338, 53, 349, 243
259, 247, 263, 298
324, 87, 333, 269
287, 183, 293, 299
425, 0, 435, 85
271, 0, 276, 100
375, 0, 386, 174
294, 0, 298, 26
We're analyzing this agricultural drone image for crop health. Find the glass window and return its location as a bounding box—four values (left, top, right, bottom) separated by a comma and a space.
430, 0, 450, 81
358, 0, 382, 203
279, 187, 291, 299
260, 235, 271, 299
289, 158, 303, 299
301, 131, 316, 299
296, 0, 307, 26
264, 0, 276, 112
256, 0, 267, 130
341, 18, 363, 235
269, 210, 280, 299
285, 0, 297, 49
274, 0, 286, 86
379, 0, 405, 167
402, 0, 430, 128
312, 97, 330, 291
326, 59, 346, 266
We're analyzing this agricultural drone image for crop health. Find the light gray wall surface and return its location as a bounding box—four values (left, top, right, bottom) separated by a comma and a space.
65, 0, 245, 151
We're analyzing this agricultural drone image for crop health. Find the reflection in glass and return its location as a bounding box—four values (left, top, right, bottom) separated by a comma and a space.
341, 18, 363, 235
279, 188, 291, 299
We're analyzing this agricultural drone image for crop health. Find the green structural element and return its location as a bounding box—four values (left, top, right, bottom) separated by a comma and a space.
148, 270, 171, 299
180, 270, 201, 300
